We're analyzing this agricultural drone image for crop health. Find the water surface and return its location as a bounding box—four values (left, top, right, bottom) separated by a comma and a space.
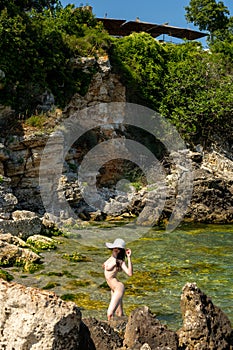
8, 223, 233, 330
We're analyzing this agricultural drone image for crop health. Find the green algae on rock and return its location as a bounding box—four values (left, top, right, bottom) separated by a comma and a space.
0, 268, 14, 281
26, 235, 57, 251
62, 252, 93, 262
61, 292, 108, 311
42, 281, 61, 290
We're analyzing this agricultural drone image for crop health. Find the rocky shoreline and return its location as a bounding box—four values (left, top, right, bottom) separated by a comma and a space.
0, 279, 232, 349
0, 55, 232, 349
0, 146, 232, 233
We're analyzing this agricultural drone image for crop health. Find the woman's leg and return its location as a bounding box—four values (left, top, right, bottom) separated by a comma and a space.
107, 282, 125, 320
115, 298, 124, 317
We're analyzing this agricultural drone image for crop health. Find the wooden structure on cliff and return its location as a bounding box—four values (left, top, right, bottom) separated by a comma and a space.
97, 18, 208, 41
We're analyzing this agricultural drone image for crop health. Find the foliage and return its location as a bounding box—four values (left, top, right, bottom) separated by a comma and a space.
185, 0, 231, 42
210, 16, 233, 60
110, 32, 166, 110
159, 42, 233, 146
185, 0, 230, 33
0, 1, 233, 150
25, 114, 46, 128
42, 281, 60, 289
0, 0, 62, 15
111, 33, 233, 148
0, 5, 111, 115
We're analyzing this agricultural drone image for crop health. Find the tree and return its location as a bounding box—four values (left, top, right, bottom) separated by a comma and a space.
185, 0, 230, 38
0, 0, 61, 15
0, 4, 111, 114
159, 43, 233, 148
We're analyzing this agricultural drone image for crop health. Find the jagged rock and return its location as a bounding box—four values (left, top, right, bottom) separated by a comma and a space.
0, 279, 82, 350
123, 306, 179, 350
77, 321, 96, 350
97, 55, 111, 73
36, 90, 55, 112
26, 234, 57, 250
82, 317, 124, 350
0, 176, 18, 219
0, 240, 40, 266
41, 213, 64, 236
0, 212, 42, 239
178, 282, 233, 349
0, 232, 27, 247
12, 210, 38, 220
64, 68, 125, 116
0, 280, 232, 349
0, 55, 232, 229
140, 344, 152, 350
0, 143, 9, 161
186, 167, 233, 223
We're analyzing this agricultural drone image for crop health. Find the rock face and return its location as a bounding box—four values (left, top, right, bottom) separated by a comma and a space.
178, 283, 233, 349
0, 279, 82, 350
0, 176, 17, 220
0, 55, 232, 229
64, 55, 125, 116
183, 151, 233, 224
0, 55, 126, 220
123, 306, 179, 350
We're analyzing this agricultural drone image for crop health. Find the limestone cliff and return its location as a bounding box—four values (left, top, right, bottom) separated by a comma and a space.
0, 55, 232, 232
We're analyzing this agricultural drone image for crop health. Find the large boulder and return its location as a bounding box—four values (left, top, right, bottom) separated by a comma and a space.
178, 283, 233, 349
0, 239, 40, 268
0, 210, 42, 239
123, 306, 179, 350
82, 317, 125, 350
0, 279, 82, 350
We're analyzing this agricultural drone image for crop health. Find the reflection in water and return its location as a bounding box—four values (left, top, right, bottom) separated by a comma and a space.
6, 223, 233, 330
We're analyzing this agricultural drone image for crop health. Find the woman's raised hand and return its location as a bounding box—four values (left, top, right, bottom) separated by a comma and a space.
126, 248, 131, 257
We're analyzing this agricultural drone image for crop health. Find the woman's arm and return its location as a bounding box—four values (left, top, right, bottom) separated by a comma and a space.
121, 249, 133, 276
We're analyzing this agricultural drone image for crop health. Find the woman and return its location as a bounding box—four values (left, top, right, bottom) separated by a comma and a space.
103, 238, 133, 321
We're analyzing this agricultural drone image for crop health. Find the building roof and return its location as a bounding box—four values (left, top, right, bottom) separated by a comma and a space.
97, 18, 208, 41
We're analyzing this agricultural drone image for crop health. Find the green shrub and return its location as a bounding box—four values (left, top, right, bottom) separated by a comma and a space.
111, 32, 166, 110
25, 114, 46, 129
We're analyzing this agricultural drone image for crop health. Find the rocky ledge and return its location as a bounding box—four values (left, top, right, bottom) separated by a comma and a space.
0, 280, 232, 350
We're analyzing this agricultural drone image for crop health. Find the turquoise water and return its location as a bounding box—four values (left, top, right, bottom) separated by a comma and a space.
8, 223, 233, 331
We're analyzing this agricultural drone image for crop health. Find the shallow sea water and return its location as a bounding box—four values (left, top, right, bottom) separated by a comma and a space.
7, 222, 233, 331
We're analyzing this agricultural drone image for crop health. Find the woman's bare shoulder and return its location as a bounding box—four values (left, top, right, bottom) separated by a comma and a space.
105, 256, 114, 263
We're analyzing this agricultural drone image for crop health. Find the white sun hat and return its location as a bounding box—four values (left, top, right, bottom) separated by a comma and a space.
105, 238, 126, 250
